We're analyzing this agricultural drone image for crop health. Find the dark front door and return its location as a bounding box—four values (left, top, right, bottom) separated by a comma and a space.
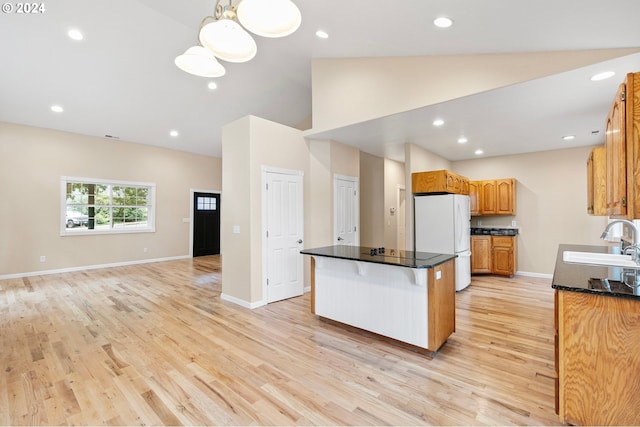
193, 192, 220, 257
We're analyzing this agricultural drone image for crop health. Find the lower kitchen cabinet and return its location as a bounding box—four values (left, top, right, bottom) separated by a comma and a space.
555, 289, 640, 425
471, 235, 517, 276
470, 236, 491, 273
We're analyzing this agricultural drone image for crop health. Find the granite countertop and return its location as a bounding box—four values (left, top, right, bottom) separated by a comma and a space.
552, 244, 640, 300
471, 227, 519, 236
300, 245, 455, 269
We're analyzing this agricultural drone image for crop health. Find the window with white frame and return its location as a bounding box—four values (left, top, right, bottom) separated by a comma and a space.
61, 177, 155, 235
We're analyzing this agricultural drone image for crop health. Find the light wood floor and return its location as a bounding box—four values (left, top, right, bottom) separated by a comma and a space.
0, 256, 559, 425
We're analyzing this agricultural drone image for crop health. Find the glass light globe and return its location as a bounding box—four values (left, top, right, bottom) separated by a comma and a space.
237, 0, 301, 38
175, 46, 226, 77
199, 18, 257, 63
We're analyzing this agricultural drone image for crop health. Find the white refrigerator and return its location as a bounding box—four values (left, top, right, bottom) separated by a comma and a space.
414, 194, 471, 291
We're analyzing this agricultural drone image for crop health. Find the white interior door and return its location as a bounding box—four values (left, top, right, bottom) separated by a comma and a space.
265, 170, 304, 303
334, 175, 359, 245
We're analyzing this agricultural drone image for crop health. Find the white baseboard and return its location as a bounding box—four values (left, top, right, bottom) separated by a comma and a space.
220, 293, 266, 309
515, 270, 553, 279
0, 255, 191, 280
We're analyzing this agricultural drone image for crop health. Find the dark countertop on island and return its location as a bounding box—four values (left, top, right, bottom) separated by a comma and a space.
300, 245, 455, 269
552, 244, 640, 300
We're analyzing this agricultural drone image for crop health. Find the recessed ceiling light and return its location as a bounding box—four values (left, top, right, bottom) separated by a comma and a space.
432, 119, 445, 126
562, 135, 576, 141
67, 29, 83, 41
457, 137, 468, 144
207, 81, 218, 90
51, 105, 64, 113
169, 130, 179, 137
590, 71, 615, 81
315, 30, 329, 39
474, 149, 484, 155
433, 17, 453, 28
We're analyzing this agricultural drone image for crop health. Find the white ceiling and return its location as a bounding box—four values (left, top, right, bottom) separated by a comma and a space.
1, 0, 640, 162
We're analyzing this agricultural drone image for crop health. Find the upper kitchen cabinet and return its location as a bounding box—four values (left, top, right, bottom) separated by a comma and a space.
469, 181, 480, 216
587, 146, 606, 215
606, 72, 640, 219
606, 81, 628, 217
412, 170, 469, 195
470, 178, 516, 216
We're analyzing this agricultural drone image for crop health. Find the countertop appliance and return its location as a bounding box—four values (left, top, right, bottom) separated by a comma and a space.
414, 194, 471, 291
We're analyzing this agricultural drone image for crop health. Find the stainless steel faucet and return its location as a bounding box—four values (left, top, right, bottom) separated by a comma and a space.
601, 219, 639, 244
601, 219, 640, 262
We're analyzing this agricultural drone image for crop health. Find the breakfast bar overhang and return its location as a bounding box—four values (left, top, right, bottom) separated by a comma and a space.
300, 245, 457, 354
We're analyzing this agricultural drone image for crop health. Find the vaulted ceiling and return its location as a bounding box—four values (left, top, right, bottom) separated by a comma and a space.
1, 0, 639, 161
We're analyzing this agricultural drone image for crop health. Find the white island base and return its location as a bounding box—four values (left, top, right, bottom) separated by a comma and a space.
310, 256, 456, 354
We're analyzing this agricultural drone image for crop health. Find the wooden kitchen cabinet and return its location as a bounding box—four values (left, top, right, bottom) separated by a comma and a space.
495, 179, 515, 215
586, 146, 606, 215
605, 72, 640, 219
480, 181, 496, 214
470, 236, 491, 273
469, 181, 480, 216
606, 81, 627, 216
471, 235, 517, 276
491, 236, 516, 276
470, 178, 516, 215
556, 289, 640, 425
412, 170, 469, 195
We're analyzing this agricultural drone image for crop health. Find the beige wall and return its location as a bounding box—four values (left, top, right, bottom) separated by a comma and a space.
222, 116, 311, 305
221, 117, 362, 305
0, 121, 221, 277
359, 152, 385, 246
307, 139, 333, 248
310, 49, 639, 133
307, 139, 360, 247
221, 117, 253, 302
383, 158, 406, 250
453, 146, 608, 275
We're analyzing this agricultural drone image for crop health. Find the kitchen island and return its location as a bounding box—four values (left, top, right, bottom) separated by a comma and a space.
552, 244, 640, 426
300, 245, 456, 354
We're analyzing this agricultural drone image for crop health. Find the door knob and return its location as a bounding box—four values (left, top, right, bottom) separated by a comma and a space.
337, 237, 344, 241
297, 239, 303, 244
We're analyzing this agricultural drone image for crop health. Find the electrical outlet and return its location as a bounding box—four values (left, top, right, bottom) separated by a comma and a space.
477, 219, 482, 226
511, 220, 517, 227
39, 255, 46, 262
143, 247, 148, 253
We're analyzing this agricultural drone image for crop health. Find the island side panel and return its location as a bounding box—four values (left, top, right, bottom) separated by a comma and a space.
310, 256, 316, 314
312, 257, 429, 349
427, 258, 456, 351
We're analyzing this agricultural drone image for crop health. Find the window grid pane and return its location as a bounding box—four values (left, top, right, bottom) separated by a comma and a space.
64, 179, 154, 234
197, 196, 217, 211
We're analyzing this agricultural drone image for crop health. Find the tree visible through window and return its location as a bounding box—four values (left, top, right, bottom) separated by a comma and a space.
62, 178, 155, 234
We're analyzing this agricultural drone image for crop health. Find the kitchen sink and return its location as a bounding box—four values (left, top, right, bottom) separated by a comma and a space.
562, 251, 639, 268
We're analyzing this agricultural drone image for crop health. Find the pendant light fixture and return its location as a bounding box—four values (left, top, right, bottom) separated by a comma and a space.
175, 0, 301, 77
